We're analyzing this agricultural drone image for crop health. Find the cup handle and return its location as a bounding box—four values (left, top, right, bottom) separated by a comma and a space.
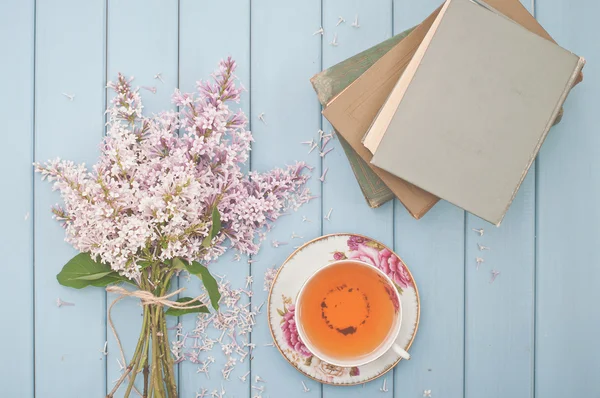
391, 344, 411, 360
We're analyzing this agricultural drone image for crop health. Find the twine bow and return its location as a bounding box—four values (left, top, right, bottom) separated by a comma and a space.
104, 286, 206, 398
106, 285, 206, 309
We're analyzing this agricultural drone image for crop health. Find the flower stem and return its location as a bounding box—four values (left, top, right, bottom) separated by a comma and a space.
123, 305, 150, 397
161, 315, 177, 397
151, 306, 167, 398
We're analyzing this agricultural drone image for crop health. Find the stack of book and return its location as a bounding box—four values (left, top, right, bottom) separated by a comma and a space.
312, 0, 584, 225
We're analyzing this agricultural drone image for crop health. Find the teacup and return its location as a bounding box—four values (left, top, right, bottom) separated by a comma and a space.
295, 259, 410, 368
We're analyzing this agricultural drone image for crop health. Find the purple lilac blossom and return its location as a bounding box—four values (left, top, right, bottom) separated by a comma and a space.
35, 58, 311, 280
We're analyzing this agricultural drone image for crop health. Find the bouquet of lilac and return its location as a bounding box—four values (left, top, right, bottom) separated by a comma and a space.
35, 58, 310, 398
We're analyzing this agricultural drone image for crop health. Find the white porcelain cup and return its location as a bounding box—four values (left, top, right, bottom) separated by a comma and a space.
295, 259, 411, 367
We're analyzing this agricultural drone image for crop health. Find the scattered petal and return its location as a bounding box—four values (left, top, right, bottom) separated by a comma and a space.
258, 112, 267, 124
56, 298, 75, 307
330, 33, 338, 47
141, 86, 157, 94
319, 167, 329, 183
476, 257, 484, 270
320, 147, 334, 158
61, 93, 75, 101
490, 270, 500, 283
380, 378, 388, 392
302, 380, 310, 392
472, 228, 484, 236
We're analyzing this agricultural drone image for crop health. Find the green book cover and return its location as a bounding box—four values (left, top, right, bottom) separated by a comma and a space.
312, 27, 415, 208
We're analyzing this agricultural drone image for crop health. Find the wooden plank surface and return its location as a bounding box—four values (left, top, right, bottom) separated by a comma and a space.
33, 1, 107, 396
249, 1, 323, 397
535, 0, 600, 397
177, 0, 251, 396
1, 0, 598, 397
463, 0, 537, 396
392, 2, 466, 398
105, 1, 179, 396
321, 0, 394, 396
0, 1, 35, 396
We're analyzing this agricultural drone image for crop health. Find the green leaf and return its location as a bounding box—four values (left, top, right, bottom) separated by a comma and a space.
185, 261, 221, 310
202, 206, 222, 247
304, 355, 313, 366
57, 253, 128, 289
138, 260, 153, 270
277, 308, 285, 317
172, 257, 186, 270
165, 297, 209, 316
74, 271, 114, 281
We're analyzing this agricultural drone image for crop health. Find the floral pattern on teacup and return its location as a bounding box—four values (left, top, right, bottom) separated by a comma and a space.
270, 234, 419, 385
277, 294, 360, 378
276, 235, 416, 380
344, 237, 413, 293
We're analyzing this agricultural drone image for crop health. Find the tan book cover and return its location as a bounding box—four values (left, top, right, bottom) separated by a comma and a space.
311, 27, 416, 209
323, 0, 582, 220
364, 0, 584, 225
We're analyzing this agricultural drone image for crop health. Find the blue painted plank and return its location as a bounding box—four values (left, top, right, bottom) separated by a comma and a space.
249, 0, 323, 397
464, 172, 535, 398
177, 1, 251, 396
34, 1, 108, 397
535, 0, 600, 396
393, 4, 464, 398
0, 1, 35, 396
463, 1, 536, 396
393, 203, 465, 398
105, 1, 179, 396
321, 0, 394, 396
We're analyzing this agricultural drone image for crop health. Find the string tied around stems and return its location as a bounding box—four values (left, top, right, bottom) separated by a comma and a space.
105, 286, 205, 398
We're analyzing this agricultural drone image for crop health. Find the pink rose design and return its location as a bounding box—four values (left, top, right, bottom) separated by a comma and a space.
281, 305, 312, 357
378, 248, 412, 289
333, 251, 347, 261
347, 235, 369, 251
348, 243, 381, 268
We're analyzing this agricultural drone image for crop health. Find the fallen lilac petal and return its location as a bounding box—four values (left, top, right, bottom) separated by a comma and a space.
320, 147, 334, 157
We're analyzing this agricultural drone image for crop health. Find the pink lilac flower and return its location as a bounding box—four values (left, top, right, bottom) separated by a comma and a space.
35, 58, 311, 279
281, 305, 311, 357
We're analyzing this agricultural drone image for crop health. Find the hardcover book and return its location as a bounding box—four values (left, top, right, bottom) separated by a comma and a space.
311, 27, 416, 209
322, 0, 580, 222
363, 0, 585, 225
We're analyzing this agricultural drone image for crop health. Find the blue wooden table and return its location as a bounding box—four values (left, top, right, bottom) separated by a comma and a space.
2, 0, 598, 397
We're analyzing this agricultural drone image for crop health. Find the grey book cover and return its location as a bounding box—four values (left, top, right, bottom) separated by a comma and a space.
366, 0, 584, 225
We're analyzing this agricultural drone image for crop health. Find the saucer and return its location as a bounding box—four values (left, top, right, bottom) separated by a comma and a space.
267, 233, 420, 385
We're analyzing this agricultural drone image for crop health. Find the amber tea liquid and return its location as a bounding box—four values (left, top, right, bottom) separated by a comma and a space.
298, 261, 398, 360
